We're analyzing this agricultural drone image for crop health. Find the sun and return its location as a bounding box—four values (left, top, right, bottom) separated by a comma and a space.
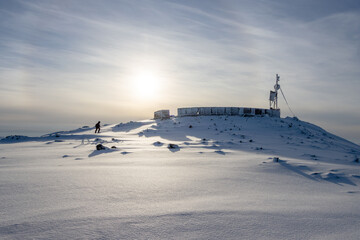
131, 71, 160, 99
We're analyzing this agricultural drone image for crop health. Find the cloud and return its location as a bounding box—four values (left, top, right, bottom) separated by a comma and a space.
0, 0, 359, 142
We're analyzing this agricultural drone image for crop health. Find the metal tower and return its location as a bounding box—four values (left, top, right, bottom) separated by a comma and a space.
269, 74, 280, 109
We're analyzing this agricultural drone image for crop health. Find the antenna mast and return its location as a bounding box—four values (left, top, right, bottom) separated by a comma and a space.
269, 74, 280, 109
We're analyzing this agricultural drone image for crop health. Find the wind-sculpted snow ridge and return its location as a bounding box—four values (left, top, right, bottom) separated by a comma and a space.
1, 116, 360, 239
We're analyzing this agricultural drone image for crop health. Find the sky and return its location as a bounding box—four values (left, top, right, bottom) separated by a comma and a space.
0, 0, 360, 144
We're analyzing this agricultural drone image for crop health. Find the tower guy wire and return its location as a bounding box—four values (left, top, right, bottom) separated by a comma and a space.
279, 87, 296, 117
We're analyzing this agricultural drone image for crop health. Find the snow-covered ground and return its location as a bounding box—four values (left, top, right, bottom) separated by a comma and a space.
1, 116, 360, 239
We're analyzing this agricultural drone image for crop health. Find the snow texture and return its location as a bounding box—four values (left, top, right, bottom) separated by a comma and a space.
1, 116, 360, 239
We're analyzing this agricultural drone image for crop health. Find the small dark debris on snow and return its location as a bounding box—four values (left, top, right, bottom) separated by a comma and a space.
111, 146, 117, 149
354, 156, 359, 163
347, 191, 359, 194
189, 125, 193, 128
3, 135, 29, 141
96, 144, 106, 150
249, 139, 253, 143
153, 141, 164, 146
215, 150, 225, 155
168, 143, 179, 149
273, 157, 279, 162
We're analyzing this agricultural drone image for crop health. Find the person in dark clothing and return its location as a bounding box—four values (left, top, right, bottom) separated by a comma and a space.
95, 121, 101, 133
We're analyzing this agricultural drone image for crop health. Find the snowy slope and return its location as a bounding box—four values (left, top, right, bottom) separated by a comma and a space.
1, 116, 360, 239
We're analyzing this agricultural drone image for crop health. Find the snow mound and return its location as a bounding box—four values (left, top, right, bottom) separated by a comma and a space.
1, 116, 360, 239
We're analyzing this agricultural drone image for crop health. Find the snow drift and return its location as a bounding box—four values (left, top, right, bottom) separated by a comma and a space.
1, 116, 360, 239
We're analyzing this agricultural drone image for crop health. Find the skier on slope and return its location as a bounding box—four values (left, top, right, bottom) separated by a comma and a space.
95, 121, 101, 133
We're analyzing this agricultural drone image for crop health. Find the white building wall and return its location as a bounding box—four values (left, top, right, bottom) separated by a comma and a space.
177, 107, 280, 118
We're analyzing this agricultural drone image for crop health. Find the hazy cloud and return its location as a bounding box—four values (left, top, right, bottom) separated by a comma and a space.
0, 0, 359, 143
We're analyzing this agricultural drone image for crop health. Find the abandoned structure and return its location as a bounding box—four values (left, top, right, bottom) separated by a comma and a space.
154, 74, 282, 119
154, 109, 170, 120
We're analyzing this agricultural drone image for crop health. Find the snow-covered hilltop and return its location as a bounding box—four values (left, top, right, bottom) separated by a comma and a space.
2, 116, 359, 164
1, 116, 360, 239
